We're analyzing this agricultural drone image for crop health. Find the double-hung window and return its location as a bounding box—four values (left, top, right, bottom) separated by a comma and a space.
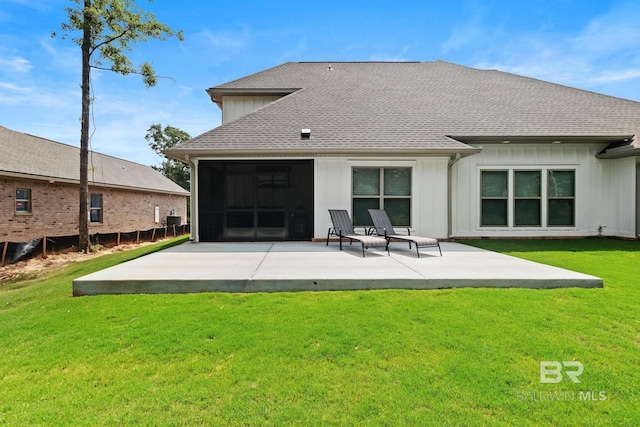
547, 170, 575, 226
15, 189, 31, 213
352, 167, 411, 227
480, 171, 508, 226
90, 194, 103, 223
514, 171, 541, 226
480, 169, 575, 227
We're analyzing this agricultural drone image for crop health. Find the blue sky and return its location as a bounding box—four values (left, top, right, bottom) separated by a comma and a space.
1, 0, 640, 166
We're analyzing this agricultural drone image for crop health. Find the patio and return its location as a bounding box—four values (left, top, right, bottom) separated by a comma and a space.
72, 241, 603, 296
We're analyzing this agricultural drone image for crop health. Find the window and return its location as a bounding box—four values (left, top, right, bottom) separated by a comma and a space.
90, 194, 103, 223
481, 171, 508, 226
480, 169, 575, 228
352, 167, 411, 226
548, 170, 575, 226
514, 171, 541, 226
15, 188, 31, 213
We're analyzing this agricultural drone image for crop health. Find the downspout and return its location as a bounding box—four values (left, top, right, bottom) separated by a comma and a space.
186, 154, 199, 242
447, 153, 462, 239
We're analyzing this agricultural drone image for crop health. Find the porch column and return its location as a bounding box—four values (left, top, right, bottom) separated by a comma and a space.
190, 157, 199, 242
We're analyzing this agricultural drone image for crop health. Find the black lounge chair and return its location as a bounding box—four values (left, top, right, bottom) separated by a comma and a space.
326, 209, 389, 257
367, 209, 442, 258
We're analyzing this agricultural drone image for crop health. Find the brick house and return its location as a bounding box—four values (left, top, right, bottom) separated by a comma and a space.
1, 126, 189, 242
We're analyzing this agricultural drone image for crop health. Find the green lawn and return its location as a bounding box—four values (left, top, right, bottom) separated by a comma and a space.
1, 237, 639, 426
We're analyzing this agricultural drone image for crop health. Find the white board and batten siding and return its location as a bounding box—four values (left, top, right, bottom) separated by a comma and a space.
222, 96, 282, 124
637, 162, 640, 237
451, 143, 637, 239
314, 157, 450, 240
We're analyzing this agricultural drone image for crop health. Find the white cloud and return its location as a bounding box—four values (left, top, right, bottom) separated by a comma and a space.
0, 81, 30, 93
0, 0, 57, 12
441, 1, 488, 53
198, 27, 251, 50
0, 55, 32, 72
587, 69, 640, 84
466, 2, 640, 99
40, 37, 81, 70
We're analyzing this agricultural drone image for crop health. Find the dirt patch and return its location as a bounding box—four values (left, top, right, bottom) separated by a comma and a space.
0, 241, 157, 283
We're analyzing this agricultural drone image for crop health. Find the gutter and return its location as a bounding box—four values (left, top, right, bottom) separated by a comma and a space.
165, 147, 482, 163
596, 144, 640, 159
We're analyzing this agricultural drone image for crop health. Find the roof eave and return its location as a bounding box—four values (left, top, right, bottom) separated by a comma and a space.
165, 147, 481, 161
448, 135, 635, 145
206, 87, 301, 107
596, 145, 640, 159
0, 170, 189, 196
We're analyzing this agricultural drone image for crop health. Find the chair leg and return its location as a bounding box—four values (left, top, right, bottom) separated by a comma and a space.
339, 236, 343, 251
326, 228, 331, 245
361, 243, 366, 257
415, 244, 420, 258
437, 243, 442, 256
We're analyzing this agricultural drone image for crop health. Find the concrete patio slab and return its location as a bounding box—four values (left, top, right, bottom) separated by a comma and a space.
72, 242, 603, 296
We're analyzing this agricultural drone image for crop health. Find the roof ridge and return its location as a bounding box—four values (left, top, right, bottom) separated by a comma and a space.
296, 61, 424, 64
1, 125, 161, 169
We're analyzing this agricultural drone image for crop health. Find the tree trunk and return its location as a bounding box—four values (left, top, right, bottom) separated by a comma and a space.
79, 0, 92, 252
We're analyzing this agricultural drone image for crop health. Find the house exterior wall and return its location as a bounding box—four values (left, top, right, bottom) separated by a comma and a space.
314, 157, 450, 239
222, 95, 282, 124
451, 143, 637, 238
637, 161, 640, 238
598, 156, 636, 238
0, 176, 187, 241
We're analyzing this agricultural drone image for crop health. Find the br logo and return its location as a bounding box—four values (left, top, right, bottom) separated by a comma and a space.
540, 361, 584, 383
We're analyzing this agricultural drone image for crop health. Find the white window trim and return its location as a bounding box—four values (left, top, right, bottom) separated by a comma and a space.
89, 194, 103, 224
15, 188, 32, 214
478, 166, 576, 230
350, 162, 415, 227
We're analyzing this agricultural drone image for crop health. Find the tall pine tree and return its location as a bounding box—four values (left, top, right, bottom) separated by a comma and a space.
54, 0, 182, 251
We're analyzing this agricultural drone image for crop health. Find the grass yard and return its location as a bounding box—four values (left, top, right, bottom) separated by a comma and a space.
1, 237, 639, 426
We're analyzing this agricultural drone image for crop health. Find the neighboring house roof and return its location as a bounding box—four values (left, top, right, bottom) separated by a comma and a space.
0, 126, 189, 195
167, 61, 640, 160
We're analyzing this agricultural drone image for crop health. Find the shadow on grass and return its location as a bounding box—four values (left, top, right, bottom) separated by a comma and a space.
457, 237, 640, 253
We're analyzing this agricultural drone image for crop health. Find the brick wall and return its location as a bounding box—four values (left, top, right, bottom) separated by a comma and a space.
0, 176, 187, 241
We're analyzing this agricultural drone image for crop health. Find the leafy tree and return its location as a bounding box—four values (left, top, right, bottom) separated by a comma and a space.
145, 124, 190, 190
54, 0, 183, 252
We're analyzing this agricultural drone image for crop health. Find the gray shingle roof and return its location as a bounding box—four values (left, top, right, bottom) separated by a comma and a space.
0, 126, 189, 195
168, 61, 640, 159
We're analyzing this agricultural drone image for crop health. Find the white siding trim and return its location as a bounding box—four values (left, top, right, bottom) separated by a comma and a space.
222, 95, 282, 124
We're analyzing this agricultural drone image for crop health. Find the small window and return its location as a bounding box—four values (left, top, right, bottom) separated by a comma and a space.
548, 170, 575, 226
481, 171, 508, 226
90, 194, 103, 223
16, 189, 31, 213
